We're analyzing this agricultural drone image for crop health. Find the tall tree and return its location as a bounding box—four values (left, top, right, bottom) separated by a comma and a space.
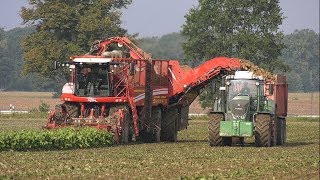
137, 33, 186, 60
182, 0, 287, 71
21, 0, 131, 78
0, 27, 13, 89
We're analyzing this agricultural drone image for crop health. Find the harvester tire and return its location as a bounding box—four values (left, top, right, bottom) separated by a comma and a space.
63, 102, 79, 118
140, 107, 161, 143
109, 106, 130, 144
255, 114, 272, 147
53, 104, 67, 124
161, 108, 178, 142
208, 113, 224, 146
151, 107, 161, 143
121, 109, 130, 144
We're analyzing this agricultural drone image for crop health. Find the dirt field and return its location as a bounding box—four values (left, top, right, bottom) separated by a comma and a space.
0, 92, 318, 179
0, 92, 60, 111
0, 91, 319, 116
0, 117, 318, 179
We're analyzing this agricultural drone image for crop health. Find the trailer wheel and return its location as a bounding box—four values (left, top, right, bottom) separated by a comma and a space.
255, 114, 272, 147
208, 113, 224, 146
161, 108, 178, 142
276, 118, 286, 145
283, 118, 286, 144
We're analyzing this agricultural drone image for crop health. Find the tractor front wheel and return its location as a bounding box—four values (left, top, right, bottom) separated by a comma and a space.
255, 114, 272, 147
208, 113, 228, 146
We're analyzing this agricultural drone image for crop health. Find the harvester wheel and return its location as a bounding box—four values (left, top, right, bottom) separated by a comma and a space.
63, 102, 79, 118
161, 108, 178, 142
151, 107, 161, 143
120, 109, 130, 144
53, 104, 67, 124
255, 114, 272, 147
140, 107, 161, 143
109, 106, 130, 144
208, 113, 224, 146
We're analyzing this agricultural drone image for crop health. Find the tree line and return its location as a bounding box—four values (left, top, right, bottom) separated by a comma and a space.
0, 27, 318, 93
0, 0, 318, 93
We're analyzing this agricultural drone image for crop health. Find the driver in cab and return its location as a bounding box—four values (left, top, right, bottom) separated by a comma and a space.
239, 82, 250, 94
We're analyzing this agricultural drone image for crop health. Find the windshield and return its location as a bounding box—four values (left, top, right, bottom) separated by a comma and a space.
75, 64, 110, 97
228, 80, 257, 98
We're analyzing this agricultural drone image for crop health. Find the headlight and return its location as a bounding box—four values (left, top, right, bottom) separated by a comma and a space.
255, 82, 260, 86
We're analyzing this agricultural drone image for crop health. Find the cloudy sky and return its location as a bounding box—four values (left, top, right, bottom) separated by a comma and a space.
0, 0, 319, 37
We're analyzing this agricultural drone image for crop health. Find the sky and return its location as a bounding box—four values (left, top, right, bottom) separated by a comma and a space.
0, 0, 319, 37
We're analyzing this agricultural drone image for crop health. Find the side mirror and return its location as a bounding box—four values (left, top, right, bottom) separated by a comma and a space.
269, 84, 274, 95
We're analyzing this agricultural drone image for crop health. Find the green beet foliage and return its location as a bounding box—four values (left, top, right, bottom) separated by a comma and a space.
0, 127, 113, 151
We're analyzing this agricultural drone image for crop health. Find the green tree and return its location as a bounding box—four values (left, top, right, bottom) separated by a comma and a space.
182, 0, 286, 71
0, 27, 13, 89
281, 29, 319, 92
137, 33, 186, 60
21, 0, 132, 78
182, 0, 287, 108
5, 27, 35, 91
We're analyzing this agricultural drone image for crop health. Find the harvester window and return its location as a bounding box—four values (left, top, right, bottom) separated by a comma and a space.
75, 64, 110, 97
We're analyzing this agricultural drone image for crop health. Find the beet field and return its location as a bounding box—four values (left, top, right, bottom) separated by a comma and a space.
0, 116, 318, 179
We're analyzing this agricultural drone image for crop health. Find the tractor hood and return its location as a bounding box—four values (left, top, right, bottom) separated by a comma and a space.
229, 95, 250, 119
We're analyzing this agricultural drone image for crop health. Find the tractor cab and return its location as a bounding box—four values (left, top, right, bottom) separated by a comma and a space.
225, 71, 264, 121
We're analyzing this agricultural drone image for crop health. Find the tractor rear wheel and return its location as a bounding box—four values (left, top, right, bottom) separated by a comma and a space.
161, 108, 178, 142
255, 114, 272, 147
208, 113, 224, 146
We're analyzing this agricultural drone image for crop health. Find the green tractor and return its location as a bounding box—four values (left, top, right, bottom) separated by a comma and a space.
209, 71, 288, 147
